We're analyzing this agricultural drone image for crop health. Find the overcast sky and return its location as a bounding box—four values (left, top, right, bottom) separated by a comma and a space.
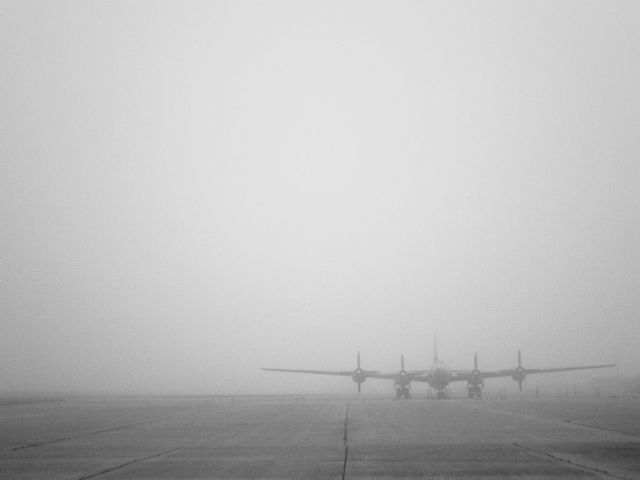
1, 1, 638, 395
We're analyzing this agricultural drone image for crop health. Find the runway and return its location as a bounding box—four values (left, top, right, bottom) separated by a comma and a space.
2, 394, 640, 479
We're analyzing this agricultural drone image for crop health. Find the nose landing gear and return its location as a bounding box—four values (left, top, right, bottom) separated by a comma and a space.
467, 384, 482, 399
395, 386, 411, 399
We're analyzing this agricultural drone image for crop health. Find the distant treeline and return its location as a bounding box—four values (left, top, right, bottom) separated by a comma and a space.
0, 394, 67, 406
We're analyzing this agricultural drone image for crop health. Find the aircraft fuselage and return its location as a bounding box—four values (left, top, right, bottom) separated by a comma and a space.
427, 362, 452, 391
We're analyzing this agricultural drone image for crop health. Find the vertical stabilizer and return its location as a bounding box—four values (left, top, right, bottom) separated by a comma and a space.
518, 350, 522, 368
433, 334, 439, 364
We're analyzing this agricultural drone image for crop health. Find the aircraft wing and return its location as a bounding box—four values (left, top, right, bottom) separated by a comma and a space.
364, 372, 404, 380
261, 368, 378, 377
448, 371, 506, 382
447, 363, 616, 382
368, 373, 445, 382
497, 364, 617, 377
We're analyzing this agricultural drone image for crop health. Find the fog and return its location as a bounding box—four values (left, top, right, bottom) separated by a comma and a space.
1, 1, 638, 395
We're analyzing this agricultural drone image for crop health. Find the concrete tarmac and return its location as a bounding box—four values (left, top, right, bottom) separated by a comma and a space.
2, 394, 640, 479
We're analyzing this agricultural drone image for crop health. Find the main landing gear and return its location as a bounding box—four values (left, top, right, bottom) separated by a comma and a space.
396, 386, 411, 399
467, 385, 482, 399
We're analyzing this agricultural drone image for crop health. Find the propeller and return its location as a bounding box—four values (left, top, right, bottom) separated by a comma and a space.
518, 351, 522, 391
353, 351, 367, 393
468, 353, 483, 387
357, 352, 361, 392
512, 350, 527, 391
395, 354, 411, 390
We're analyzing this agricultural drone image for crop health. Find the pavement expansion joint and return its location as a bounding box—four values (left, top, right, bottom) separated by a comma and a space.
513, 442, 631, 480
565, 420, 640, 439
342, 400, 351, 480
9, 421, 154, 452
76, 447, 182, 480
464, 401, 638, 439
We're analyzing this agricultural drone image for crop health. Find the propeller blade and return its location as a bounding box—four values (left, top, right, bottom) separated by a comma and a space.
474, 353, 478, 370
401, 354, 405, 370
357, 351, 361, 369
357, 382, 361, 393
518, 350, 522, 368
519, 379, 523, 392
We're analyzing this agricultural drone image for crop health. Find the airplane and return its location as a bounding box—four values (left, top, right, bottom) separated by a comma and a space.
262, 339, 616, 399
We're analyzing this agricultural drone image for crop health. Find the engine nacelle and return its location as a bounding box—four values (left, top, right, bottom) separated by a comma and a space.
512, 367, 526, 383
352, 368, 367, 384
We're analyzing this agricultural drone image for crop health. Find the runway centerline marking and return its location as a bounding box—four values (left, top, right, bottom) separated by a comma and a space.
76, 447, 181, 480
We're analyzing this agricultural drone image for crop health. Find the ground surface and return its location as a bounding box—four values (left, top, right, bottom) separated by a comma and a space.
2, 394, 640, 479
